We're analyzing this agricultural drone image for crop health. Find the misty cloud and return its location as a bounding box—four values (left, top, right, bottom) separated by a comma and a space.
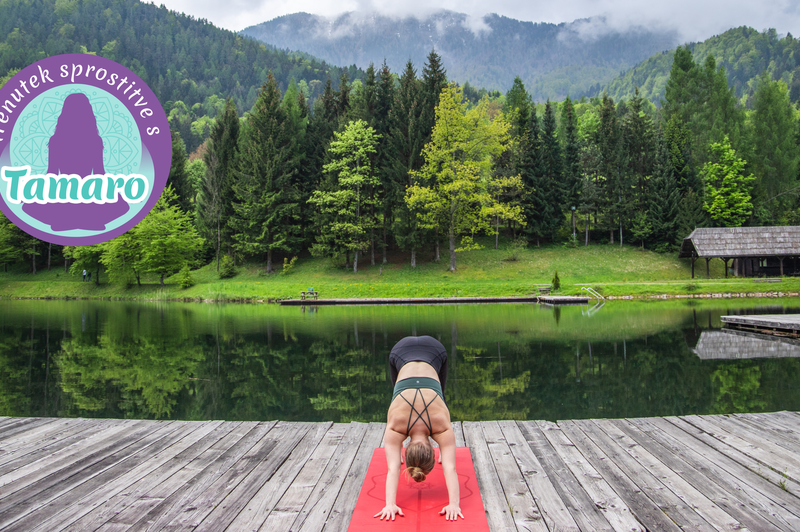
154, 0, 800, 43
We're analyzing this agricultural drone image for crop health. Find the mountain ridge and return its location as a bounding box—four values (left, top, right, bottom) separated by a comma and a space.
242, 10, 680, 101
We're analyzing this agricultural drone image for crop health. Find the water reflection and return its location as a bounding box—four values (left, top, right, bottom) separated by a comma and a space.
0, 299, 799, 422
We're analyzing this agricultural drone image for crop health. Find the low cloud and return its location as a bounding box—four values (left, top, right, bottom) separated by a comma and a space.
154, 0, 800, 43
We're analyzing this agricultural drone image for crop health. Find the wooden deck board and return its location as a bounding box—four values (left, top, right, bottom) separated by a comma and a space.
0, 413, 797, 531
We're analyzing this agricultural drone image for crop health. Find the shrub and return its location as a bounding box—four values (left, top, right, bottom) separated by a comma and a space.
281, 256, 298, 275
178, 264, 195, 288
552, 270, 561, 291
502, 238, 528, 262
219, 255, 236, 279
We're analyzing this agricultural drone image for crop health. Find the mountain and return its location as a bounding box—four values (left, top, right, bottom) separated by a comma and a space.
241, 11, 680, 101
597, 27, 800, 105
0, 0, 362, 150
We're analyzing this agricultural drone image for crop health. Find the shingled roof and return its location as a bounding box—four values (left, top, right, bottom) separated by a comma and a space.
678, 226, 800, 258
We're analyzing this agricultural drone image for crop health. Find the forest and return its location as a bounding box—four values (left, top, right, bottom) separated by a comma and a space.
0, 0, 799, 285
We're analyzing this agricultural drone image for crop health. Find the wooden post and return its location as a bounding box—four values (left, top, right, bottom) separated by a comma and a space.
691, 254, 695, 279
779, 256, 784, 276
723, 258, 728, 278
706, 257, 710, 278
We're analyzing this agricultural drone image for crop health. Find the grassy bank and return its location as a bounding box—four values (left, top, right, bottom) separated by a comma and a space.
1, 240, 798, 301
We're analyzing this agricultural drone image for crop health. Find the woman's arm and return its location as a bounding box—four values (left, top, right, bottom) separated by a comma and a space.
374, 427, 406, 521
433, 428, 464, 521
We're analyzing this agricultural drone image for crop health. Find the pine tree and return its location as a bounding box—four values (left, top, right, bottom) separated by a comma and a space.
751, 74, 800, 212
541, 100, 564, 239
390, 61, 428, 266
168, 130, 192, 215
503, 76, 530, 137
374, 61, 395, 264
231, 73, 301, 273
649, 132, 681, 251
309, 120, 381, 273
622, 88, 655, 211
199, 98, 239, 272
596, 94, 623, 243
520, 105, 551, 246
562, 98, 581, 232
336, 71, 351, 121
419, 49, 448, 149
664, 114, 700, 196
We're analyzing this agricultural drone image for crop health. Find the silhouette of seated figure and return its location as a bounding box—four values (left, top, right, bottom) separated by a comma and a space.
23, 93, 129, 231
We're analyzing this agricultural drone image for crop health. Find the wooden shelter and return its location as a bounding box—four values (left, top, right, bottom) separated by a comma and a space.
678, 226, 800, 278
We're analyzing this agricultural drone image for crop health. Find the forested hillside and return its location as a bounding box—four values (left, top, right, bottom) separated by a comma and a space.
599, 27, 800, 104
0, 0, 363, 151
242, 11, 678, 101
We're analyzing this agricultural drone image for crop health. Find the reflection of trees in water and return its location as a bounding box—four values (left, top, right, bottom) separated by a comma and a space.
2, 301, 800, 421
58, 336, 204, 419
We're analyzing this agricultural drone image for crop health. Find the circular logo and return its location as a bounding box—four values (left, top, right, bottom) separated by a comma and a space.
0, 54, 170, 245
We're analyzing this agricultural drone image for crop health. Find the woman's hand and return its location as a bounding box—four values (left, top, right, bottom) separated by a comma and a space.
440, 504, 464, 521
374, 504, 404, 521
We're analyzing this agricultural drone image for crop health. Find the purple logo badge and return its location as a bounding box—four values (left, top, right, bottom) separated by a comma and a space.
0, 54, 170, 245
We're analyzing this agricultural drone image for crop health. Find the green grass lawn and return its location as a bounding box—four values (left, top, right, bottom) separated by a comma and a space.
1, 238, 797, 301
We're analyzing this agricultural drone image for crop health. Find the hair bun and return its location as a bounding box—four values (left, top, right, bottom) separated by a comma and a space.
407, 466, 427, 483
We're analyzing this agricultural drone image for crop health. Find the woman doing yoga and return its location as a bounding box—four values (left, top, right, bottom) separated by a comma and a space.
374, 336, 464, 522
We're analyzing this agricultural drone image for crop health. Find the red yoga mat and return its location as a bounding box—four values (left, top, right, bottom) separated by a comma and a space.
347, 447, 490, 531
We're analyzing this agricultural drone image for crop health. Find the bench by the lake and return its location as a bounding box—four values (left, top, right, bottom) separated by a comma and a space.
1, 412, 798, 531
299, 290, 319, 300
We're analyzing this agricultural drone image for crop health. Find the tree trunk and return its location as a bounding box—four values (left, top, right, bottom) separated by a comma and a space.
610, 229, 614, 244
449, 230, 456, 271
95, 263, 100, 286
47, 243, 51, 271
345, 251, 350, 270
64, 257, 68, 272
585, 213, 589, 246
411, 249, 416, 268
620, 218, 623, 247
31, 242, 36, 275
266, 249, 273, 273
160, 272, 165, 287
371, 229, 375, 266
382, 223, 387, 264
216, 217, 221, 272
435, 240, 440, 262
495, 215, 499, 249
353, 250, 358, 273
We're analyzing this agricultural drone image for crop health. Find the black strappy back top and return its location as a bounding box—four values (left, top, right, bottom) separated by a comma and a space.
392, 377, 445, 434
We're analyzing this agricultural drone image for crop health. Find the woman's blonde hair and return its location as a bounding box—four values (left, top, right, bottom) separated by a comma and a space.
404, 441, 435, 483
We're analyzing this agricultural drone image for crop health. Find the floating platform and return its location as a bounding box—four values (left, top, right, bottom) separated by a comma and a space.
538, 296, 591, 305
2, 411, 799, 530
280, 296, 540, 306
721, 314, 800, 338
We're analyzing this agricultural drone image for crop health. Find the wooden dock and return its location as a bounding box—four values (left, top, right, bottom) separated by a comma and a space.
0, 412, 799, 531
693, 329, 800, 359
280, 296, 540, 306
537, 296, 591, 305
722, 314, 800, 338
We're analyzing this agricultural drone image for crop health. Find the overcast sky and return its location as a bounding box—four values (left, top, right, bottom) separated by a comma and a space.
152, 0, 800, 42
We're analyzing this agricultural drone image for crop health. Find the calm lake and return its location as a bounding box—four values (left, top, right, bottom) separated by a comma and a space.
1, 298, 799, 422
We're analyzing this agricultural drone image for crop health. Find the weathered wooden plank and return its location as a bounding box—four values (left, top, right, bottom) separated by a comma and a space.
163, 422, 313, 531
219, 422, 340, 532
710, 415, 800, 462
0, 417, 61, 443
10, 421, 213, 532
25, 421, 223, 532
634, 417, 800, 530
735, 413, 800, 444
319, 422, 385, 532
535, 420, 644, 532
462, 421, 517, 532
0, 417, 82, 457
290, 422, 369, 532
0, 420, 150, 499
122, 421, 277, 532
516, 420, 613, 531
481, 421, 549, 531
683, 415, 800, 484
0, 419, 115, 472
61, 421, 242, 532
222, 422, 335, 532
560, 420, 687, 532
588, 419, 753, 531
453, 421, 465, 447
0, 420, 182, 530
498, 420, 579, 532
